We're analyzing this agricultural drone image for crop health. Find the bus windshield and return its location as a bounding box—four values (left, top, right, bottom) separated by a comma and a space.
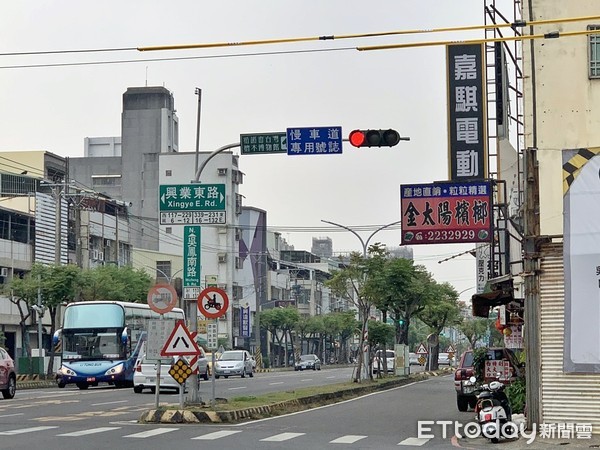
62, 329, 123, 361
62, 303, 125, 361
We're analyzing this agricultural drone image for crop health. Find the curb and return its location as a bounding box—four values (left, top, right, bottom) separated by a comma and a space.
139, 371, 441, 424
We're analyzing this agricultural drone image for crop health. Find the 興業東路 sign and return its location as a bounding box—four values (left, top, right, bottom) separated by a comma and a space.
159, 184, 226, 225
400, 180, 492, 245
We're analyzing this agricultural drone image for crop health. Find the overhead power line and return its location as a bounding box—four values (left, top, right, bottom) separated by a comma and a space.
358, 28, 600, 51
1, 14, 598, 70
136, 14, 600, 52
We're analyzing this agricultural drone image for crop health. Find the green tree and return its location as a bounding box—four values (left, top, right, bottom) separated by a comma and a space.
259, 307, 299, 367
42, 264, 81, 375
327, 244, 388, 381
418, 281, 461, 369
79, 265, 153, 302
458, 317, 492, 350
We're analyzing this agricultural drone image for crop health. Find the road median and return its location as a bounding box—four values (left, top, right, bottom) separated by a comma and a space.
139, 369, 451, 424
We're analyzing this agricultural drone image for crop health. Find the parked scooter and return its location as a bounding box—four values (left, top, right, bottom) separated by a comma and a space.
470, 376, 517, 443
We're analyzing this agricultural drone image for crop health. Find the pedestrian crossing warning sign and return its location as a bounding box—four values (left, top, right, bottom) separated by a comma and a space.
161, 320, 201, 356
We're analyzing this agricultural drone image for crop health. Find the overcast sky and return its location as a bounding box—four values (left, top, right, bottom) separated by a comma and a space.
0, 1, 516, 301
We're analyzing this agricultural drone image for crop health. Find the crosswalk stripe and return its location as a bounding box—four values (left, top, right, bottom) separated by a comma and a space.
0, 426, 59, 435
260, 432, 305, 442
398, 437, 431, 446
192, 430, 243, 440
124, 428, 179, 438
58, 427, 121, 437
330, 435, 367, 444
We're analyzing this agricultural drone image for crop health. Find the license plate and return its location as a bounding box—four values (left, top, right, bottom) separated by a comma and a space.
149, 378, 155, 383
224, 370, 230, 374
87, 377, 96, 382
463, 385, 475, 393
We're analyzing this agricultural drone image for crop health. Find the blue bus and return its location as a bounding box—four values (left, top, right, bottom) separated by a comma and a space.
54, 301, 184, 390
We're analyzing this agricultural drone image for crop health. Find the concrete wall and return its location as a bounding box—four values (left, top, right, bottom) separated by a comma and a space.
523, 0, 600, 235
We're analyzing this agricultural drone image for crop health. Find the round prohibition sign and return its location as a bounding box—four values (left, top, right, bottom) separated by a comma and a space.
147, 284, 178, 314
198, 287, 229, 319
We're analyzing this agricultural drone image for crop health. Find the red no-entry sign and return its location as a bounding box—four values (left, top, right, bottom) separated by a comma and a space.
197, 287, 229, 319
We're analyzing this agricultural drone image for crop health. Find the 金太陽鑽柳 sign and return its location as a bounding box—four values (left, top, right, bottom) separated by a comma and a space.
400, 180, 492, 245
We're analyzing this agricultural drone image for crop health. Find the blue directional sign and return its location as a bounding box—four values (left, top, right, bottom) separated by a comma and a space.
286, 126, 343, 155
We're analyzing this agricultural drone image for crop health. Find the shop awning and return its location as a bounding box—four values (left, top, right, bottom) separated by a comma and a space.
471, 277, 514, 317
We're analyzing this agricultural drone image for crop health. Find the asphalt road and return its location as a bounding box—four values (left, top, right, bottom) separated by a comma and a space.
2, 364, 462, 450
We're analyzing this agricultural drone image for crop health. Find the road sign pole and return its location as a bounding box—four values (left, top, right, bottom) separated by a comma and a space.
155, 360, 161, 409
189, 303, 199, 404
211, 320, 217, 407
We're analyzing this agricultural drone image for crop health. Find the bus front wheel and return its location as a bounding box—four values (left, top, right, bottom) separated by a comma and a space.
76, 382, 89, 390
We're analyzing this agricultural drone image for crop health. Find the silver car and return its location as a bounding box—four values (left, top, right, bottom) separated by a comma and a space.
133, 345, 209, 393
294, 354, 322, 371
214, 350, 254, 379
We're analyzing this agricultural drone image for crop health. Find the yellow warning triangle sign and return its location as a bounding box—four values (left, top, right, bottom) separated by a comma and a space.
160, 320, 201, 356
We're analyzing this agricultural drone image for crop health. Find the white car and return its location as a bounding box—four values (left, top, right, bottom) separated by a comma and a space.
133, 345, 209, 393
373, 350, 395, 374
214, 350, 254, 379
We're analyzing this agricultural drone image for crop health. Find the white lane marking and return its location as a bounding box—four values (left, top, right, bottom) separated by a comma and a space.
0, 413, 24, 418
330, 435, 367, 444
124, 427, 179, 438
0, 426, 59, 435
260, 432, 305, 442
300, 379, 313, 382
58, 427, 121, 436
268, 382, 284, 385
192, 430, 243, 440
228, 386, 247, 390
326, 376, 336, 379
398, 437, 431, 446
91, 400, 128, 406
236, 379, 430, 426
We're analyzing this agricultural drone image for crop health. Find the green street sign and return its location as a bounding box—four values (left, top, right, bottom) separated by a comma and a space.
159, 184, 226, 225
183, 226, 201, 288
240, 132, 287, 154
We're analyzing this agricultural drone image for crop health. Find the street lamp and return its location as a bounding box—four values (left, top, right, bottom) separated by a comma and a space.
320, 219, 402, 257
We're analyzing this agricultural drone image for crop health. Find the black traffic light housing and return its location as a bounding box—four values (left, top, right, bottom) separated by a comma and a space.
348, 129, 403, 147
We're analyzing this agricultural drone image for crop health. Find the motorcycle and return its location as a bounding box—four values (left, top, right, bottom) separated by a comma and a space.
470, 376, 517, 443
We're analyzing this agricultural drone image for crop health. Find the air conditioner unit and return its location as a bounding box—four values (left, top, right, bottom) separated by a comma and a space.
217, 168, 227, 176
218, 253, 227, 264
0, 268, 8, 277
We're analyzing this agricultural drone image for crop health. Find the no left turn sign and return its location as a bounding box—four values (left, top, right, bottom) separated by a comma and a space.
198, 287, 229, 319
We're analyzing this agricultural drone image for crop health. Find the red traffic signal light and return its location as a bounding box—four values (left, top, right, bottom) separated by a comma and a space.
348, 129, 402, 148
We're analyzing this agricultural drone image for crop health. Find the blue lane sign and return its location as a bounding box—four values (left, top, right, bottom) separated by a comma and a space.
286, 126, 343, 155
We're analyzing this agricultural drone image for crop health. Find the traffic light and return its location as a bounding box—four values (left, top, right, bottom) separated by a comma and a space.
348, 129, 403, 148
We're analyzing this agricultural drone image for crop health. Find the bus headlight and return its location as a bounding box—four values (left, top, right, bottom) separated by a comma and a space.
105, 363, 124, 375
59, 365, 76, 376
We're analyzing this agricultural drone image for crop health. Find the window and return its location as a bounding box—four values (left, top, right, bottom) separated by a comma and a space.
589, 25, 600, 78
156, 261, 171, 281
166, 170, 172, 176
165, 227, 172, 234
91, 175, 121, 187
235, 256, 244, 269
